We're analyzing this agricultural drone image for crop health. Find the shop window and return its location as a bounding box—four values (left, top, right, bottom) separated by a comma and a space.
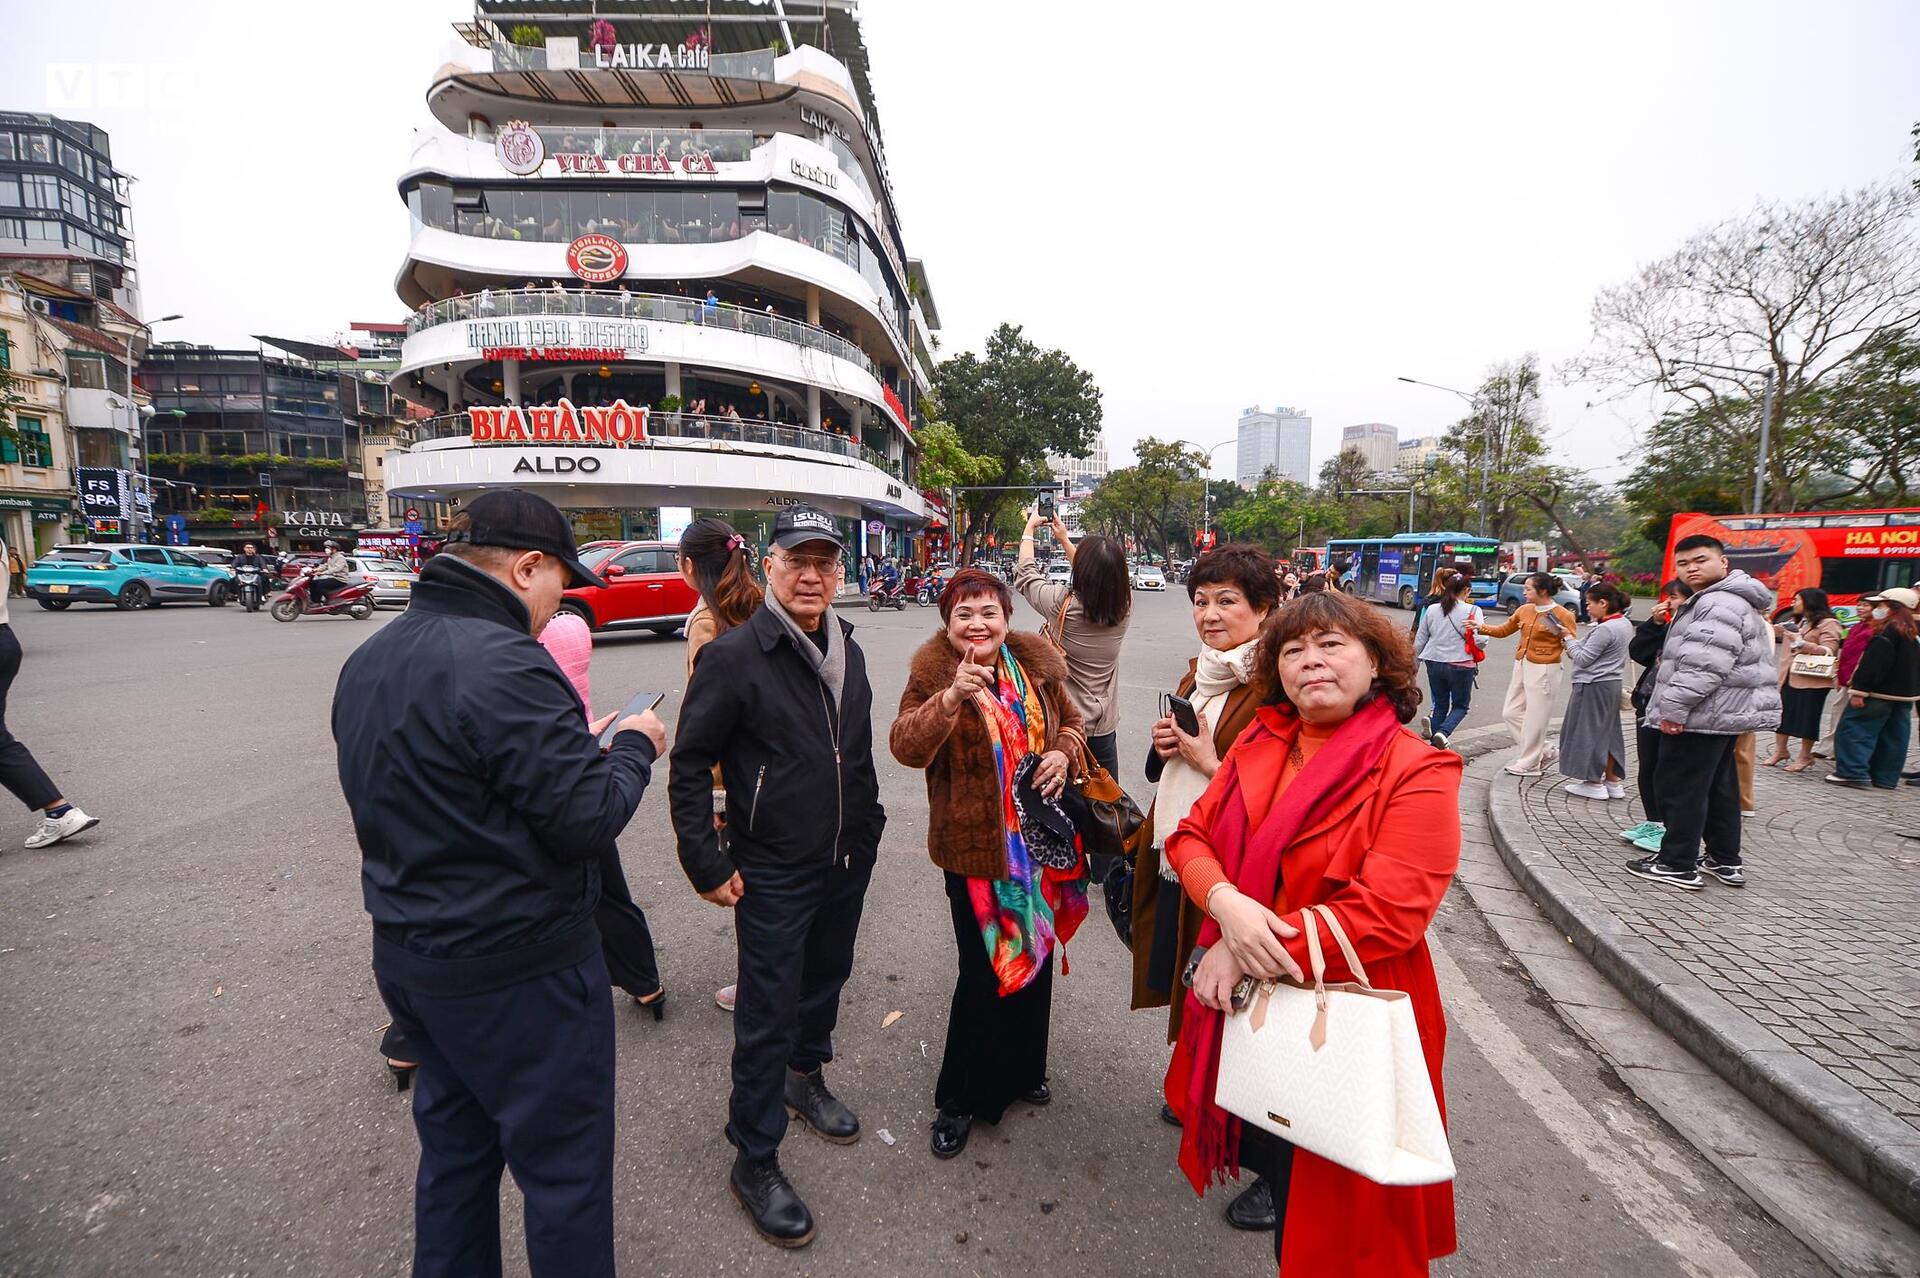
0, 331, 9, 371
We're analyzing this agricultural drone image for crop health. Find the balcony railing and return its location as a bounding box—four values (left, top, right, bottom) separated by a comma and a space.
407, 287, 879, 381
409, 409, 904, 479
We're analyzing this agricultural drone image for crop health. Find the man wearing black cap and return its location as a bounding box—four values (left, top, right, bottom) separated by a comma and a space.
670, 504, 885, 1248
333, 489, 665, 1278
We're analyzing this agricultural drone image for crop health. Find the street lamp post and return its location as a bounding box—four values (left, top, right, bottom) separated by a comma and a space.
1176, 437, 1238, 547
1397, 375, 1488, 535
1664, 359, 1778, 511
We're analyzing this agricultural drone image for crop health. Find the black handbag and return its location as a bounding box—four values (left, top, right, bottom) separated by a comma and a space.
1057, 726, 1146, 945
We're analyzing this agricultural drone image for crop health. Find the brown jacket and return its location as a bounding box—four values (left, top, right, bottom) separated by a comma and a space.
1128, 660, 1264, 1040
1479, 602, 1577, 664
1775, 615, 1844, 689
890, 630, 1084, 880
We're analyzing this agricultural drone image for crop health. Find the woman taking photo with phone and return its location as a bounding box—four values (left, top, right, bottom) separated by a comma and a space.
1013, 509, 1132, 798
1476, 573, 1577, 776
1163, 590, 1461, 1275
1130, 544, 1279, 1230
891, 569, 1088, 1161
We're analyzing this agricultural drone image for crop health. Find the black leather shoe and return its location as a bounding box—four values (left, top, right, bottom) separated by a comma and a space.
1160, 1102, 1183, 1128
729, 1153, 815, 1248
930, 1107, 972, 1160
785, 1067, 860, 1144
1224, 1176, 1277, 1231
1021, 1082, 1052, 1106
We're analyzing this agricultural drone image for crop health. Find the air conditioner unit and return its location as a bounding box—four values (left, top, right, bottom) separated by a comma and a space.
28, 297, 50, 315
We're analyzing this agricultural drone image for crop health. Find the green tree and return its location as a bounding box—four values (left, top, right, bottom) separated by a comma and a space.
932, 323, 1103, 560
1567, 182, 1920, 512
1316, 447, 1372, 500
912, 419, 999, 557
1079, 439, 1204, 560
1219, 475, 1342, 551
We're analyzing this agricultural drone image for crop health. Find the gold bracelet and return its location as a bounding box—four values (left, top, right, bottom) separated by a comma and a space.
1205, 882, 1234, 919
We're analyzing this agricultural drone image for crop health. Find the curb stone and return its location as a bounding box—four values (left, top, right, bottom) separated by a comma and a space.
1484, 753, 1920, 1229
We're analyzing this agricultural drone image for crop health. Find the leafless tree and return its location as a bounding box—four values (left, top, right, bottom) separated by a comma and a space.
1566, 182, 1920, 510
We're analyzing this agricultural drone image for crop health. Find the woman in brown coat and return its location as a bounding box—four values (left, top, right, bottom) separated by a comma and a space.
891, 568, 1087, 1161
1129, 543, 1278, 1230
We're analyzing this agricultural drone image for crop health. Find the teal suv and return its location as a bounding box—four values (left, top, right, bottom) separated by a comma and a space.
26, 544, 233, 611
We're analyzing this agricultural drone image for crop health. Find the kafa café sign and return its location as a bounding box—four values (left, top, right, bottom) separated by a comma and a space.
466, 399, 649, 448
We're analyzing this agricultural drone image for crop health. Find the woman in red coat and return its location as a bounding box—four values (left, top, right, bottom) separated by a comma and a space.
1164, 590, 1461, 1276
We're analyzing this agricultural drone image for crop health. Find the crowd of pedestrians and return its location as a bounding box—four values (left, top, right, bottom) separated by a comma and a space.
326, 496, 1468, 1277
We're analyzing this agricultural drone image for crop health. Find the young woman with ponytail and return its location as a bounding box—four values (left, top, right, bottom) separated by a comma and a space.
677, 517, 767, 1011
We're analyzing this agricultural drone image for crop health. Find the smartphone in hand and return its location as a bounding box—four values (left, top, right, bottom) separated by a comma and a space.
599, 691, 665, 749
1166, 693, 1201, 737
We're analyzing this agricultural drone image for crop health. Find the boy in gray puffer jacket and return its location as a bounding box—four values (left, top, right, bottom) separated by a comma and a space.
1630, 535, 1782, 891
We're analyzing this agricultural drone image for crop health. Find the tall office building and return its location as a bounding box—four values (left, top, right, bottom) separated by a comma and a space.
1235, 405, 1312, 487
1342, 422, 1400, 475
1046, 437, 1108, 497
1398, 435, 1442, 472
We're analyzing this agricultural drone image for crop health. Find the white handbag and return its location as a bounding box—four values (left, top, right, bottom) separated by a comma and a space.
1214, 904, 1455, 1186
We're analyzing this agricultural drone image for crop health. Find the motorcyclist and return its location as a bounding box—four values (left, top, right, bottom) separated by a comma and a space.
310, 539, 355, 605
233, 542, 269, 573
879, 558, 901, 593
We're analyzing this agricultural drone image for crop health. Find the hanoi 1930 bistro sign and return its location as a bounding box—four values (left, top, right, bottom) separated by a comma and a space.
466, 399, 650, 448
464, 318, 649, 361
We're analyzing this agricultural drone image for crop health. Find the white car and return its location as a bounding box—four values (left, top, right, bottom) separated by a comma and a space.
351, 555, 419, 607
1045, 560, 1072, 585
1132, 565, 1167, 591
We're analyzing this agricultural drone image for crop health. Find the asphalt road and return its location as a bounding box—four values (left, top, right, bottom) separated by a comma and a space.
0, 586, 1817, 1277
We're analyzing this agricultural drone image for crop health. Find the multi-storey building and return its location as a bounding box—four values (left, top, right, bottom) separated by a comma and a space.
1341, 422, 1400, 475
0, 113, 150, 549
1236, 405, 1312, 488
1046, 437, 1109, 498
1398, 435, 1442, 473
140, 342, 372, 552
383, 1, 940, 561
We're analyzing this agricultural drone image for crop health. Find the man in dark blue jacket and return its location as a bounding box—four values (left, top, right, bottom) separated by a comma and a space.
334, 489, 664, 1278
670, 505, 884, 1249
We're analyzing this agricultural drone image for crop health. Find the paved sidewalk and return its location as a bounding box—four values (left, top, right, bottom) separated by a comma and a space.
1486, 726, 1920, 1227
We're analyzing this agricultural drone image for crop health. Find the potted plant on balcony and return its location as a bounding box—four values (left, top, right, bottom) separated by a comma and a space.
589, 19, 617, 58
657, 394, 683, 420
508, 24, 544, 47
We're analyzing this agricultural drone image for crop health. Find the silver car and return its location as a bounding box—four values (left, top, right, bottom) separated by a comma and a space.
350, 555, 419, 607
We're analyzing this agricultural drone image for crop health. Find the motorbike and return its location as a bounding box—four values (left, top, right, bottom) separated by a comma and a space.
866, 578, 908, 611
235, 563, 269, 613
270, 572, 376, 622
915, 573, 945, 608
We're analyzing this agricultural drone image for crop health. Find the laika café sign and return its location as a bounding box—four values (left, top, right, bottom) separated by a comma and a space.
593, 43, 711, 71
466, 399, 649, 449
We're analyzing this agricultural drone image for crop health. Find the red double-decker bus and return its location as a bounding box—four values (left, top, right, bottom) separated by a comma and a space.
1662, 508, 1920, 616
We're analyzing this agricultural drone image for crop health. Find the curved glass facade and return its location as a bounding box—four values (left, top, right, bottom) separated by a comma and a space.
406, 179, 907, 341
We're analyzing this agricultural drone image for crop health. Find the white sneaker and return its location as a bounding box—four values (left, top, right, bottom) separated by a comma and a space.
714, 983, 737, 1012
1504, 763, 1546, 777
24, 806, 99, 849
1605, 782, 1627, 799
1565, 780, 1612, 799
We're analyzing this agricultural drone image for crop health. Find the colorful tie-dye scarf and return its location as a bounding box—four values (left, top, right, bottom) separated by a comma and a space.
967, 643, 1089, 996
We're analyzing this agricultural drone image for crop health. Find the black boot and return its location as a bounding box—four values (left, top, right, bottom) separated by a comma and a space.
729, 1153, 816, 1248
1224, 1176, 1277, 1231
930, 1106, 972, 1160
785, 1067, 860, 1144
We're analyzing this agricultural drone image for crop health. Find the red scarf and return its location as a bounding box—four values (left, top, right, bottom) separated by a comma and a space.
1165, 696, 1402, 1194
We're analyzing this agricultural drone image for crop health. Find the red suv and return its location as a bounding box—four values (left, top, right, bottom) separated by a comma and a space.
559, 540, 699, 634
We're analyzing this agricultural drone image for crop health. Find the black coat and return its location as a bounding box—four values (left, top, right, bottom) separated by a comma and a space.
333, 555, 656, 996
1851, 630, 1920, 699
1628, 614, 1671, 716
669, 602, 885, 893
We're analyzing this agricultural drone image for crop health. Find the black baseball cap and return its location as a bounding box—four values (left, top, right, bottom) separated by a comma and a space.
447, 489, 607, 588
772, 505, 845, 552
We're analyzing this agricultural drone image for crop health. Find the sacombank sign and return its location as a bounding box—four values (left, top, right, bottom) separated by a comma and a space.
466, 399, 650, 448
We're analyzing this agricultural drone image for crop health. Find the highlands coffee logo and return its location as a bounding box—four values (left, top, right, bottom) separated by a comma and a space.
466, 399, 649, 448
566, 234, 628, 283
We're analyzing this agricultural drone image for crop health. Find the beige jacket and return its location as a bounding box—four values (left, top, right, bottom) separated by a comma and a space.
1011, 559, 1128, 736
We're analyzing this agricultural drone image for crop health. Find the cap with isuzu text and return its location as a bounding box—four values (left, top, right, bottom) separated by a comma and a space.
772, 505, 845, 551
446, 489, 608, 588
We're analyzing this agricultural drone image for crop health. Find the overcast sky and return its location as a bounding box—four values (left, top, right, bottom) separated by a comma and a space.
7, 0, 1917, 481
